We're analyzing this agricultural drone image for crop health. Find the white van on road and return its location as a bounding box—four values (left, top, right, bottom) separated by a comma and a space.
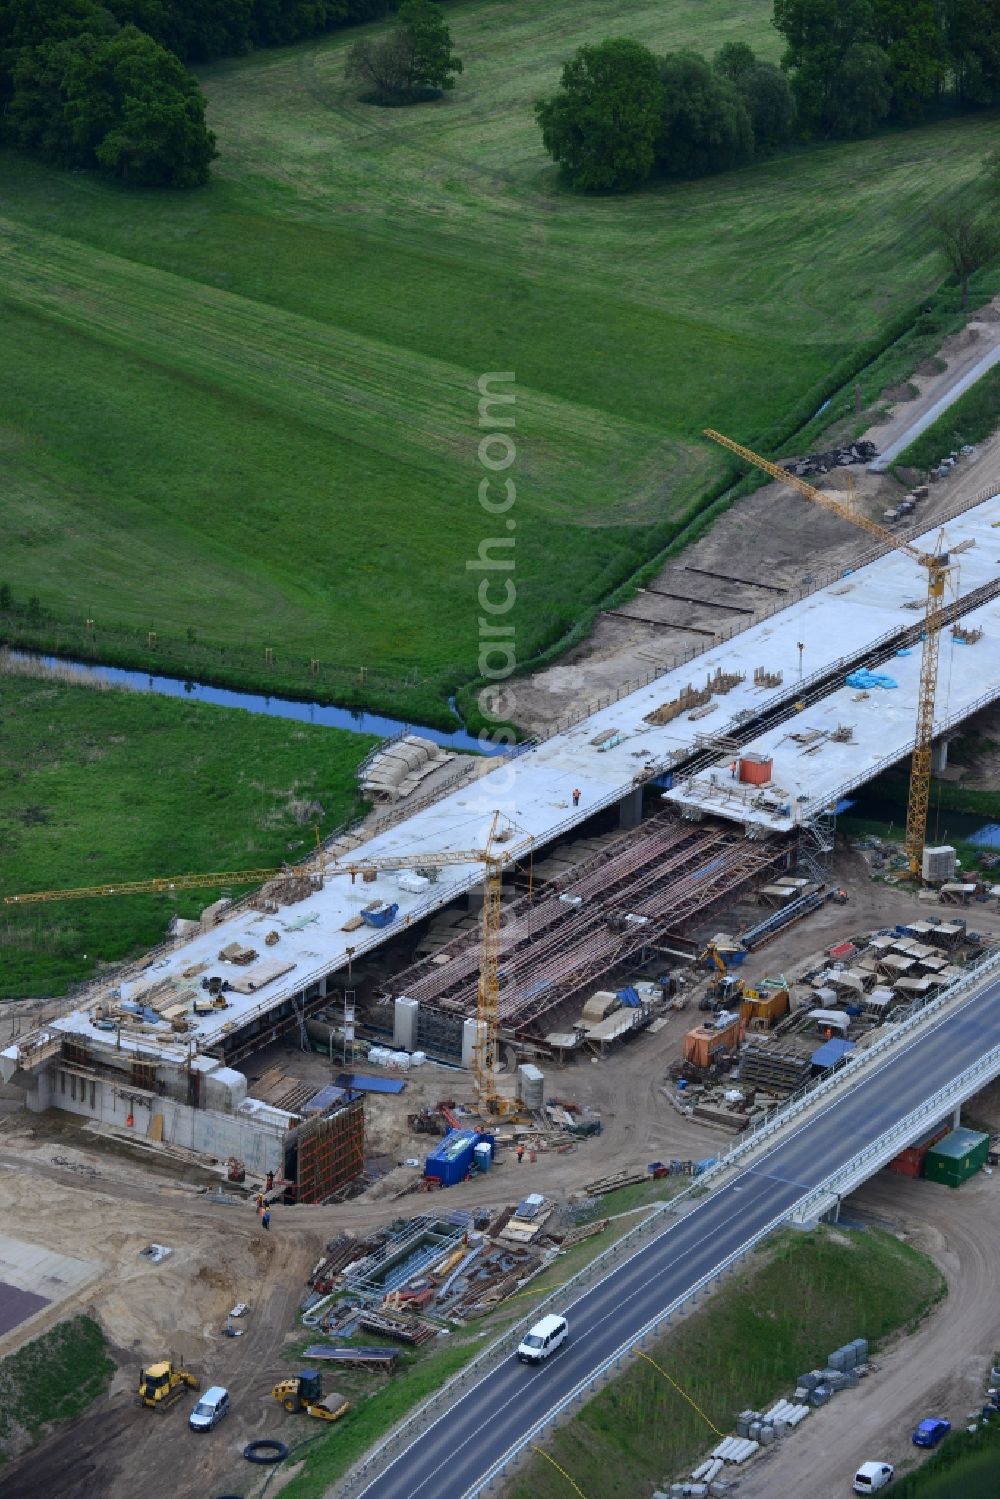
516, 1314, 568, 1365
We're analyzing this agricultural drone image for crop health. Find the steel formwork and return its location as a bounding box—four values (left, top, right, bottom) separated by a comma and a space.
291, 1095, 365, 1204
383, 818, 788, 1034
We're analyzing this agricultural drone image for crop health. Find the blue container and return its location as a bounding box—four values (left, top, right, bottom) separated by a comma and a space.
425, 1129, 493, 1187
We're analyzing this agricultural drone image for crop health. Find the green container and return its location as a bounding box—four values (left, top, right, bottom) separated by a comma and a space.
922, 1127, 989, 1188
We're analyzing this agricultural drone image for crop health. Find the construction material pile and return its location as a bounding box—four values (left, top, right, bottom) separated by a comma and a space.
360, 736, 454, 803
663, 1339, 871, 1497
781, 441, 877, 477
252, 871, 320, 909
298, 1209, 563, 1340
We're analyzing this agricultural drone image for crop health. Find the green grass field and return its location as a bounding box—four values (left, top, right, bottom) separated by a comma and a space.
0, 1316, 115, 1464
0, 668, 374, 998
1, 0, 998, 713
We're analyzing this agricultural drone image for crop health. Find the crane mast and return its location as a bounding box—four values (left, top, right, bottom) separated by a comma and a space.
703, 428, 970, 879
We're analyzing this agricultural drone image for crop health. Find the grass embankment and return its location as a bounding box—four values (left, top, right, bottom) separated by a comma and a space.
895, 363, 1000, 475
0, 1316, 115, 1465
895, 1420, 1000, 1498
0, 671, 375, 998
0, 0, 996, 715
506, 1227, 944, 1499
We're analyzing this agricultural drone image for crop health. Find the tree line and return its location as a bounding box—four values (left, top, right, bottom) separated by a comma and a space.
0, 0, 425, 186
537, 0, 1000, 192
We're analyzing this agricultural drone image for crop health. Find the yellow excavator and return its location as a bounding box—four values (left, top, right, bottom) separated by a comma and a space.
137, 1359, 200, 1411
271, 1370, 351, 1422
699, 943, 757, 1009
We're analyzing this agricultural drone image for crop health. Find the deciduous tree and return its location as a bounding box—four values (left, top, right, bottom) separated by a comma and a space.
713, 42, 796, 149
871, 0, 945, 122
941, 0, 1000, 105
346, 0, 461, 104
657, 50, 753, 176
930, 204, 999, 310
8, 22, 215, 184
534, 37, 663, 192
774, 0, 891, 137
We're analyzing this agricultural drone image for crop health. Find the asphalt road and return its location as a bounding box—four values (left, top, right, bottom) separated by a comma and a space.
357, 973, 1000, 1499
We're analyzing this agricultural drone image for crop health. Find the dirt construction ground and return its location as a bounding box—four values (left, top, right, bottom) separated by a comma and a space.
4, 855, 1000, 1497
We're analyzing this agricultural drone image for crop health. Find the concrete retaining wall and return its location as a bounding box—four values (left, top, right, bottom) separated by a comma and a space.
26, 1067, 287, 1175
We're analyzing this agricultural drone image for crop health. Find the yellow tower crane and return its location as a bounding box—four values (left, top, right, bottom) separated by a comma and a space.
4, 812, 531, 1114
703, 429, 973, 879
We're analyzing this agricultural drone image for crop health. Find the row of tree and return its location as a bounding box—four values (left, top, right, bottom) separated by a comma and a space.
775, 0, 1000, 138
0, 4, 217, 185
0, 0, 415, 186
124, 0, 404, 61
536, 41, 798, 193
538, 0, 1000, 193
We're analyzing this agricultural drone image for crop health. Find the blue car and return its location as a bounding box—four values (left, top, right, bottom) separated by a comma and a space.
912, 1417, 951, 1448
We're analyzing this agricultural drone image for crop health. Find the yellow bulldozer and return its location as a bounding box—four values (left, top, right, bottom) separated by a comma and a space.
137, 1359, 200, 1411
272, 1369, 350, 1422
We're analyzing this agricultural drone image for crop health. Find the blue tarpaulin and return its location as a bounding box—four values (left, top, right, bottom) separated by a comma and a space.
361, 902, 399, 928
617, 985, 642, 1007
845, 669, 897, 689
335, 1073, 407, 1095
303, 1084, 349, 1113
811, 1039, 855, 1070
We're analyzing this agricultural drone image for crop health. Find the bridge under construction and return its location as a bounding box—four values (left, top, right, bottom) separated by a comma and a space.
5, 483, 1000, 1170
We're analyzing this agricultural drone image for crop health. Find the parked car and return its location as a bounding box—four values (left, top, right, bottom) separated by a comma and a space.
853, 1461, 894, 1493
913, 1417, 951, 1448
189, 1385, 230, 1432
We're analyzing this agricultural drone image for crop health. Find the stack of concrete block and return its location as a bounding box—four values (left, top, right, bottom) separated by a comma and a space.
794, 1369, 824, 1399
821, 1367, 860, 1391
829, 1337, 868, 1369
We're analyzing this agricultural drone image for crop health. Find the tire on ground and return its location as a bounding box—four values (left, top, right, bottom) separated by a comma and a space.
243, 1439, 289, 1464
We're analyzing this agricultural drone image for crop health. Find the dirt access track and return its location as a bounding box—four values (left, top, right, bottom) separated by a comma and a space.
515, 293, 1000, 737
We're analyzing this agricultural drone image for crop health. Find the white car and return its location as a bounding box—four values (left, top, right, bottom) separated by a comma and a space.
853, 1460, 894, 1493
189, 1386, 230, 1432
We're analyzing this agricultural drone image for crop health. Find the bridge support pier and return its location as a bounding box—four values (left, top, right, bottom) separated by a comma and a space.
953, 1104, 962, 1129
931, 739, 950, 774
618, 787, 643, 830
